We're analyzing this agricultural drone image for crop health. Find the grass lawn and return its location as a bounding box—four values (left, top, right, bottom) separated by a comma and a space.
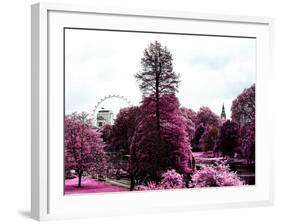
65, 177, 129, 194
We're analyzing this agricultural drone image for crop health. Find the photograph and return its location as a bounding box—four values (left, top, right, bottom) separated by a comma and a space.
64, 28, 256, 195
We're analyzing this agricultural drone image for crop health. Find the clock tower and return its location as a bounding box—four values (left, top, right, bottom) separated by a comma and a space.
221, 103, 226, 120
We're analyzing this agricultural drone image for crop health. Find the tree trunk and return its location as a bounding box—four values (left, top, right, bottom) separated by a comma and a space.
78, 171, 83, 188
130, 175, 135, 191
155, 73, 160, 134
192, 155, 195, 172
185, 173, 192, 188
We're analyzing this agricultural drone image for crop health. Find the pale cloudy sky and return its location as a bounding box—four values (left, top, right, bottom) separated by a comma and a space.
65, 29, 256, 119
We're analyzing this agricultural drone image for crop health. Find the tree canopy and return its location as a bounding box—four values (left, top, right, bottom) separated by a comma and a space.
231, 84, 255, 163
64, 112, 107, 187
130, 95, 193, 187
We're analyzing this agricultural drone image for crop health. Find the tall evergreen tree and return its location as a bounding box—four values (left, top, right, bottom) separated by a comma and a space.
131, 42, 193, 189
135, 41, 180, 132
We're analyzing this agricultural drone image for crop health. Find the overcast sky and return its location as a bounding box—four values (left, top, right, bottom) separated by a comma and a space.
65, 29, 256, 119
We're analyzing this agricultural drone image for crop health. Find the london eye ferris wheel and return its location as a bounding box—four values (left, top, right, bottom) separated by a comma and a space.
93, 94, 133, 127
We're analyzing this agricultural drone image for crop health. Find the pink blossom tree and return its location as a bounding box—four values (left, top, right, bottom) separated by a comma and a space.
231, 84, 255, 164
64, 112, 107, 188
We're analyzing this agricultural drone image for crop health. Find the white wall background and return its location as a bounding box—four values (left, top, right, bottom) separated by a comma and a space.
0, 0, 279, 223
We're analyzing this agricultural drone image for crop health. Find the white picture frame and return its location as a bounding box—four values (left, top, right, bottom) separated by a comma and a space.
31, 2, 274, 221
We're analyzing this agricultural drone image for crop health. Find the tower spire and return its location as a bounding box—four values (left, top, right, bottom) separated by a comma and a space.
221, 103, 226, 120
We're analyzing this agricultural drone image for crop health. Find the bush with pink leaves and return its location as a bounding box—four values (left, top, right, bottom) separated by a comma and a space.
190, 161, 243, 188
160, 169, 185, 189
136, 169, 185, 191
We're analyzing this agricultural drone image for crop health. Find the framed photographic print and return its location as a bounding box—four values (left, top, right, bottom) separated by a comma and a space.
31, 2, 274, 221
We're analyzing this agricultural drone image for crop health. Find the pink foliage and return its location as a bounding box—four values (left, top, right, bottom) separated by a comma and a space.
180, 107, 196, 139
64, 112, 107, 187
110, 106, 140, 153
191, 107, 221, 152
136, 169, 184, 191
231, 84, 255, 163
130, 95, 193, 183
190, 161, 243, 188
240, 126, 255, 162
231, 84, 255, 129
160, 169, 185, 189
132, 41, 192, 185
196, 106, 221, 128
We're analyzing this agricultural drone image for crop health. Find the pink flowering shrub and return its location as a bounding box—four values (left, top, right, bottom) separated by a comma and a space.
190, 162, 243, 188
160, 169, 185, 189
136, 169, 185, 191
